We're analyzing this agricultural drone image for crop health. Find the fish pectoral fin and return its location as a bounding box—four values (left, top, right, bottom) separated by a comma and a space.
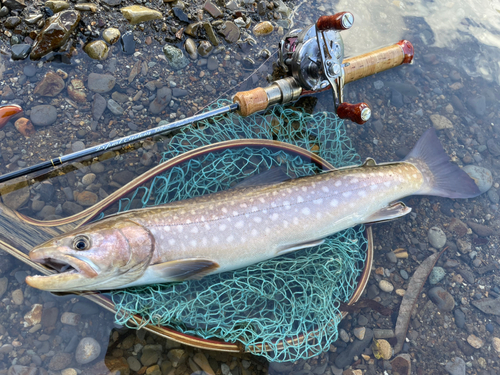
365, 201, 412, 224
276, 239, 325, 256
148, 258, 220, 281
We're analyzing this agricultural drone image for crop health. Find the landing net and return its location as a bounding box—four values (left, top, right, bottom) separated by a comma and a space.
109, 100, 367, 362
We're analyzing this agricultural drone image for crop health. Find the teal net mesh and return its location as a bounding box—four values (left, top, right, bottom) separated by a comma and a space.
109, 100, 368, 362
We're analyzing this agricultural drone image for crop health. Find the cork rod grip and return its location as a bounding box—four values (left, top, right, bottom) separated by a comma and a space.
233, 87, 269, 117
343, 40, 414, 84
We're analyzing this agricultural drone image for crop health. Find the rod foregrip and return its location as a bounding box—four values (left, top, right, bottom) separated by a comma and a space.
343, 40, 414, 84
233, 88, 269, 117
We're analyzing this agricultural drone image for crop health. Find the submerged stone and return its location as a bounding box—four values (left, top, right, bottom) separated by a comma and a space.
120, 5, 162, 24
84, 40, 109, 60
33, 71, 65, 96
120, 31, 135, 54
219, 21, 239, 43
102, 27, 120, 44
253, 21, 274, 36
11, 44, 31, 60
45, 0, 70, 13
162, 45, 189, 70
30, 10, 81, 60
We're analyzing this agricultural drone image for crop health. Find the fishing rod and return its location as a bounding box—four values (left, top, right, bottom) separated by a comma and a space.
0, 12, 413, 184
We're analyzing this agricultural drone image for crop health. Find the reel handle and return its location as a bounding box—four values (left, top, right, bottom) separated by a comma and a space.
343, 40, 414, 84
316, 12, 354, 31
337, 102, 371, 124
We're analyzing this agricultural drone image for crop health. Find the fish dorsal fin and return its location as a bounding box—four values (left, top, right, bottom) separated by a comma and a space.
233, 167, 292, 188
276, 239, 325, 256
362, 158, 377, 167
121, 258, 220, 287
365, 201, 412, 224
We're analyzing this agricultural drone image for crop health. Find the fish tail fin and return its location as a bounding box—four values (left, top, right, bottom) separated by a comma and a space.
404, 129, 481, 198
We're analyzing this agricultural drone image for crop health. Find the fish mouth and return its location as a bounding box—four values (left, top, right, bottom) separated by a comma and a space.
26, 252, 99, 291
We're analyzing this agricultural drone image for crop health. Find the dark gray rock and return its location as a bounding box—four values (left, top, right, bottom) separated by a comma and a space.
466, 95, 486, 117
11, 44, 31, 60
149, 87, 172, 114
88, 73, 116, 93
107, 99, 125, 115
466, 221, 495, 237
472, 298, 500, 316
428, 287, 455, 312
445, 357, 466, 375
172, 88, 189, 97
391, 89, 404, 108
334, 328, 374, 368
92, 93, 107, 120
30, 105, 57, 126
75, 337, 101, 364
207, 55, 218, 70
454, 309, 465, 328
487, 139, 500, 156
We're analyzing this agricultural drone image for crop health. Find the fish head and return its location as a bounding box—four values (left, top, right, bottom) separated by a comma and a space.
25, 219, 155, 292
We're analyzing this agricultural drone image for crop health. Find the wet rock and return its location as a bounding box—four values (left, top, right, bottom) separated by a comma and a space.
353, 327, 366, 340
102, 0, 121, 6
141, 344, 162, 366
466, 95, 486, 117
193, 352, 215, 375
11, 44, 31, 60
46, 0, 70, 12
445, 357, 465, 375
488, 188, 499, 203
454, 309, 465, 328
14, 118, 35, 137
391, 89, 404, 108
149, 87, 172, 114
167, 349, 187, 367
379, 280, 393, 293
487, 139, 500, 156
49, 352, 72, 371
34, 71, 65, 97
30, 10, 81, 60
67, 79, 87, 103
88, 73, 116, 93
466, 221, 495, 237
428, 226, 446, 248
219, 21, 240, 43
373, 329, 394, 339
82, 173, 96, 185
92, 93, 107, 120
102, 28, 120, 44
430, 114, 453, 130
163, 45, 189, 70
472, 298, 500, 315
127, 356, 141, 371
334, 328, 374, 368
3, 0, 25, 10
207, 56, 218, 70
63, 201, 83, 215
112, 92, 129, 103
75, 3, 96, 11
429, 266, 446, 284
462, 165, 492, 193
107, 99, 124, 115
0, 6, 8, 16
30, 105, 57, 126
466, 334, 483, 349
173, 7, 189, 22
185, 22, 201, 37
373, 339, 393, 360
197, 40, 213, 57
0, 180, 30, 210
203, 22, 219, 46
120, 31, 135, 54
4, 16, 21, 29
113, 170, 135, 185
75, 337, 101, 364
253, 21, 274, 36
84, 40, 109, 60
120, 5, 162, 24
185, 38, 198, 59
428, 286, 455, 312
0, 278, 8, 299
203, 0, 222, 17
172, 88, 189, 97
8, 366, 37, 375
493, 337, 500, 353
75, 191, 98, 206
71, 141, 85, 152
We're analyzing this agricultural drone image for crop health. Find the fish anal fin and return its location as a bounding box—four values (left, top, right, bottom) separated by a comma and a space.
365, 202, 411, 224
362, 158, 377, 167
276, 239, 325, 256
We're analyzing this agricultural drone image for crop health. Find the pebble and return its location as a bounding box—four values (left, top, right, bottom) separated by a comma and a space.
462, 165, 493, 193
11, 44, 32, 60
339, 328, 349, 342
454, 309, 465, 328
120, 31, 135, 54
353, 327, 365, 340
379, 280, 394, 293
373, 339, 393, 360
48, 353, 72, 371
102, 28, 121, 44
107, 99, 125, 115
84, 40, 109, 60
492, 337, 500, 353
149, 87, 172, 114
46, 0, 70, 12
92, 93, 107, 120
71, 141, 85, 152
373, 329, 395, 339
466, 221, 495, 237
120, 5, 162, 24
429, 266, 446, 284
207, 56, 218, 70
185, 38, 198, 60
386, 251, 397, 263
220, 21, 240, 43
127, 356, 141, 371
82, 173, 96, 185
75, 191, 98, 206
30, 105, 57, 126
428, 286, 455, 312
34, 71, 65, 96
253, 21, 274, 36
163, 45, 190, 70
400, 269, 409, 280
430, 114, 453, 130
198, 40, 213, 57
14, 118, 36, 137
466, 334, 483, 349
203, 0, 222, 18
75, 337, 101, 364
193, 352, 215, 375
88, 73, 116, 93
428, 226, 446, 248
23, 64, 36, 77
466, 94, 486, 117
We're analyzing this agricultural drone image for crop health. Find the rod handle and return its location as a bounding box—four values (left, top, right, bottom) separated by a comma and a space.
337, 102, 371, 124
233, 87, 269, 117
316, 12, 354, 31
344, 40, 414, 84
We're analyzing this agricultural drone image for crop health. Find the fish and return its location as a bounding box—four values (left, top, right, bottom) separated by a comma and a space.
25, 129, 481, 292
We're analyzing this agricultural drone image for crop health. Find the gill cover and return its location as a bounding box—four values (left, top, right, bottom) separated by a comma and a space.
26, 219, 155, 292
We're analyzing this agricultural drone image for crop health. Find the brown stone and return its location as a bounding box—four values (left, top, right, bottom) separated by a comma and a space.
203, 0, 222, 17
391, 354, 411, 375
24, 304, 43, 326
67, 79, 87, 103
253, 21, 273, 36
30, 10, 81, 60
14, 118, 36, 137
219, 21, 240, 43
34, 71, 65, 97
75, 191, 98, 206
104, 357, 130, 375
0, 180, 30, 210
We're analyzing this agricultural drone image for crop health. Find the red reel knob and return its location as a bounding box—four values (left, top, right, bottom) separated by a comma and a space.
316, 12, 354, 31
337, 102, 371, 124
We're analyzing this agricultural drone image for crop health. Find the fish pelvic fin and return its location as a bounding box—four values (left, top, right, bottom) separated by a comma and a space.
365, 201, 411, 224
404, 129, 481, 199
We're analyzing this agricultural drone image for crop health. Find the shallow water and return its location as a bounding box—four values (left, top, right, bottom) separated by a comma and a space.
0, 0, 500, 373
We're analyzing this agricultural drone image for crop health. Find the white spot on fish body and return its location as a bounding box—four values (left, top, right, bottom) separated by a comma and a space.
334, 180, 342, 187
168, 239, 175, 246
190, 240, 197, 247
265, 228, 271, 234
370, 185, 378, 191
251, 206, 259, 212
253, 217, 262, 223
271, 202, 277, 208
316, 212, 322, 219
239, 203, 247, 208
221, 207, 228, 213
350, 178, 359, 184
176, 226, 183, 233
342, 191, 352, 198
263, 209, 268, 214
297, 196, 304, 203
259, 197, 265, 203
358, 190, 366, 197
330, 199, 338, 207
301, 207, 311, 215
322, 186, 329, 192
204, 223, 211, 230
251, 229, 258, 236
271, 213, 279, 221
384, 181, 391, 187
227, 235, 234, 243
313, 198, 323, 205
235, 221, 244, 229
301, 186, 307, 192
293, 217, 299, 225
202, 237, 207, 246
232, 211, 239, 216
190, 227, 199, 234
219, 224, 227, 231
283, 220, 289, 228
213, 236, 219, 243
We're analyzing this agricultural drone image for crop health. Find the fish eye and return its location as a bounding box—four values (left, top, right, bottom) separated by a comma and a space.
72, 236, 91, 251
